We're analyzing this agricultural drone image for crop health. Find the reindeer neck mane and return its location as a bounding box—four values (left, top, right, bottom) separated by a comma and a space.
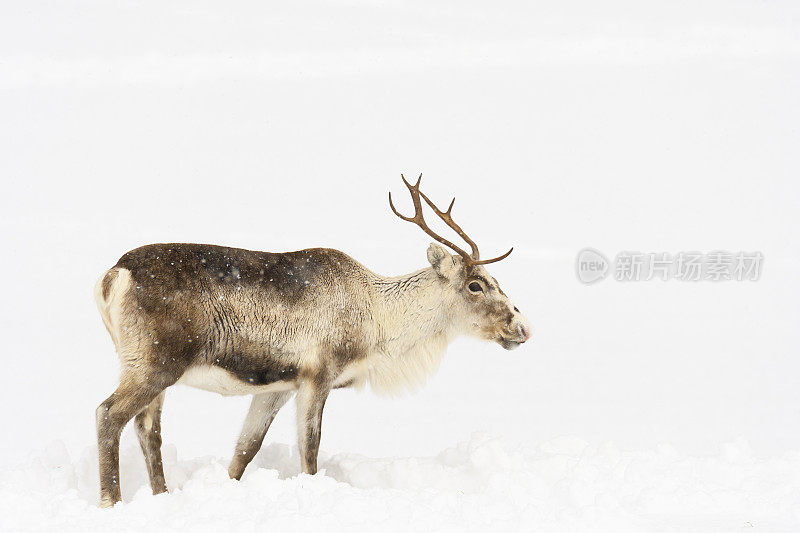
363, 266, 462, 395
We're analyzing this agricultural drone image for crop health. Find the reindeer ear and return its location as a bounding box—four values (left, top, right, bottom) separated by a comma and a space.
427, 243, 457, 277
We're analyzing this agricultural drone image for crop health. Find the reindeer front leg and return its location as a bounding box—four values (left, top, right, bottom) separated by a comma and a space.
228, 391, 293, 480
295, 379, 330, 474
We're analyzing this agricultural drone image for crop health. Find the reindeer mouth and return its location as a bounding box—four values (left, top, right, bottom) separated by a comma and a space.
497, 337, 522, 350
497, 324, 530, 350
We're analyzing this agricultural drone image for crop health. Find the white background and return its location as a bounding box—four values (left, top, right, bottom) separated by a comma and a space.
0, 0, 798, 516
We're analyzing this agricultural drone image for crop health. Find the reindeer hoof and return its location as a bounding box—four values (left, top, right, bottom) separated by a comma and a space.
99, 496, 118, 509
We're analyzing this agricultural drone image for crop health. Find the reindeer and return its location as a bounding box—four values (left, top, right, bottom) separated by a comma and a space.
93, 175, 532, 507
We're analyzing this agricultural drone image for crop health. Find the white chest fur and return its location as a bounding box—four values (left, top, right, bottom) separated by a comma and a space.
347, 333, 451, 395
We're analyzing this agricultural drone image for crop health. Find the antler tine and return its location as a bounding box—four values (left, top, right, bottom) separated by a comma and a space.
388, 193, 415, 222
389, 174, 473, 261
417, 191, 480, 260
473, 247, 514, 265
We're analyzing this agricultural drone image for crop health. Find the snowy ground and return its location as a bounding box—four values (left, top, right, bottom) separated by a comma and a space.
3, 434, 800, 532
1, 0, 799, 531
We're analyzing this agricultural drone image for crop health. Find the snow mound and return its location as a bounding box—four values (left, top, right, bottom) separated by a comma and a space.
1, 435, 799, 532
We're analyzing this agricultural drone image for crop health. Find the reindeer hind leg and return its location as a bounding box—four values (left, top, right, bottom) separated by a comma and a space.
96, 368, 176, 507
134, 391, 167, 494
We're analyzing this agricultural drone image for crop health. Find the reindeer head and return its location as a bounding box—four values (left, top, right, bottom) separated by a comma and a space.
389, 174, 532, 350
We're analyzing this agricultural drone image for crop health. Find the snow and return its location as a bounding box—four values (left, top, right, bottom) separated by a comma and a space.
3, 434, 799, 532
1, 0, 799, 530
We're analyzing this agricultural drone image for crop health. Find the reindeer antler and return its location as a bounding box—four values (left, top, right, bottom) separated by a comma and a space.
388, 174, 513, 266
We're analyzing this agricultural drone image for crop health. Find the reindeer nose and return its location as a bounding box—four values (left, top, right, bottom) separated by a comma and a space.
517, 323, 531, 343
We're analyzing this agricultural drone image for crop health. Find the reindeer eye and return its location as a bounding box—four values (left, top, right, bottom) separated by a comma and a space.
468, 281, 483, 293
